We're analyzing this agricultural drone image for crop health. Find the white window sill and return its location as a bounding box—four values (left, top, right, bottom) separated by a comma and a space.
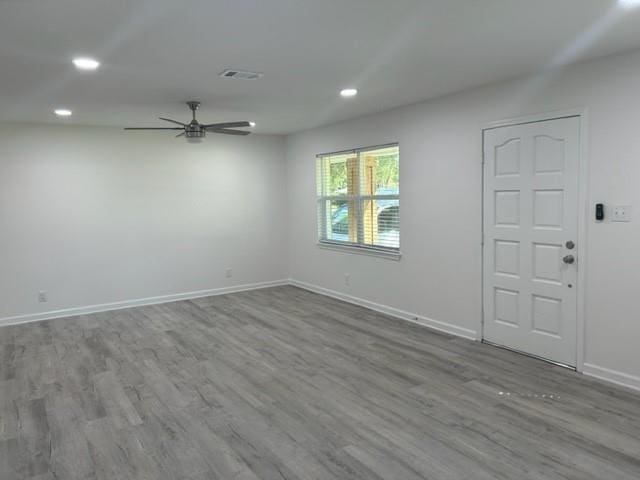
317, 242, 402, 261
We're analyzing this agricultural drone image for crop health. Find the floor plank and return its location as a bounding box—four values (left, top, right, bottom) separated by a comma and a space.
0, 285, 639, 479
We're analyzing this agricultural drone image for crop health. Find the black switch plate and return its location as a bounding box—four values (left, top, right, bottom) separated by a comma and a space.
596, 203, 604, 221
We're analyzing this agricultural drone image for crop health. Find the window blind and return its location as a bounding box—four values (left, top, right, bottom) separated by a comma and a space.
316, 144, 399, 253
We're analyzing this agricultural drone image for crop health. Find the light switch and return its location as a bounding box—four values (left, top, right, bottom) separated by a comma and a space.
612, 205, 631, 222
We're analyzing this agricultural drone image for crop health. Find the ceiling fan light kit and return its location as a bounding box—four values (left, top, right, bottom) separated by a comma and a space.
124, 101, 252, 142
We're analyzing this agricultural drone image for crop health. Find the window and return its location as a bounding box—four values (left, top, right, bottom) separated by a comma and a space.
316, 144, 399, 255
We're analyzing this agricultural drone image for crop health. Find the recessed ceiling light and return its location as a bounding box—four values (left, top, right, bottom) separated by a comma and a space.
619, 0, 640, 8
72, 57, 100, 71
340, 88, 358, 98
53, 109, 72, 117
249, 122, 256, 127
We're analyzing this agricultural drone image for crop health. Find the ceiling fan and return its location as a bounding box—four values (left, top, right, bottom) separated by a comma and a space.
124, 101, 251, 142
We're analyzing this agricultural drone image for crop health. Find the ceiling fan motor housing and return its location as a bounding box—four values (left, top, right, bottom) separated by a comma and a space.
184, 121, 207, 142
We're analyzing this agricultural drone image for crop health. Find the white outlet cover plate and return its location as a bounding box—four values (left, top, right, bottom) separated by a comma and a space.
612, 205, 632, 222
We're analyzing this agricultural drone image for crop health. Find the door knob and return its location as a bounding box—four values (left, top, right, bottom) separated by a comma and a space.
563, 255, 575, 265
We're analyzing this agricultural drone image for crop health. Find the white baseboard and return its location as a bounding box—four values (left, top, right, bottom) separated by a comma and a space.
582, 363, 640, 392
289, 279, 478, 341
0, 279, 290, 327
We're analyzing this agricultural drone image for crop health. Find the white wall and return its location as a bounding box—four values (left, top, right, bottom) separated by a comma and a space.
285, 49, 640, 388
0, 124, 287, 320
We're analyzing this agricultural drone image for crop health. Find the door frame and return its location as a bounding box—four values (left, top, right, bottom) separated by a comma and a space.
479, 108, 589, 372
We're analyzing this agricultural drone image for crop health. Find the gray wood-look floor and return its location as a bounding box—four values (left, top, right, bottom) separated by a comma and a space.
1, 286, 639, 480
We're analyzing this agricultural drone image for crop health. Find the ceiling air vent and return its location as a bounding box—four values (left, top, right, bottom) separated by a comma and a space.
219, 69, 263, 80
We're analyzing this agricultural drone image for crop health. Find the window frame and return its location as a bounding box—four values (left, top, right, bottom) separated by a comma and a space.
316, 143, 401, 259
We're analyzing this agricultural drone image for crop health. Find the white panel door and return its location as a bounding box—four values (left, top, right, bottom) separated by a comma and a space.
483, 116, 580, 367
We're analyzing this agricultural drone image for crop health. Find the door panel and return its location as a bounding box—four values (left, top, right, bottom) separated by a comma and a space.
483, 116, 580, 367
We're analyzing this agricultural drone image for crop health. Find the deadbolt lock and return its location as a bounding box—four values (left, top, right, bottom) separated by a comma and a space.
565, 240, 575, 250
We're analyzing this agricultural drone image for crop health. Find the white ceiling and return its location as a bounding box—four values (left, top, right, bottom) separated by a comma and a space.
2, 0, 640, 134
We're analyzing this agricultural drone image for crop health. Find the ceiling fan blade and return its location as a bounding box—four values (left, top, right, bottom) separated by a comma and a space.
159, 117, 187, 126
208, 128, 251, 136
124, 127, 183, 130
203, 121, 251, 129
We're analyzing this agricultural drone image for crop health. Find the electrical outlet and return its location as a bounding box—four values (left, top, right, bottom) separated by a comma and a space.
38, 290, 48, 303
612, 205, 631, 222
344, 273, 351, 286
225, 268, 233, 278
